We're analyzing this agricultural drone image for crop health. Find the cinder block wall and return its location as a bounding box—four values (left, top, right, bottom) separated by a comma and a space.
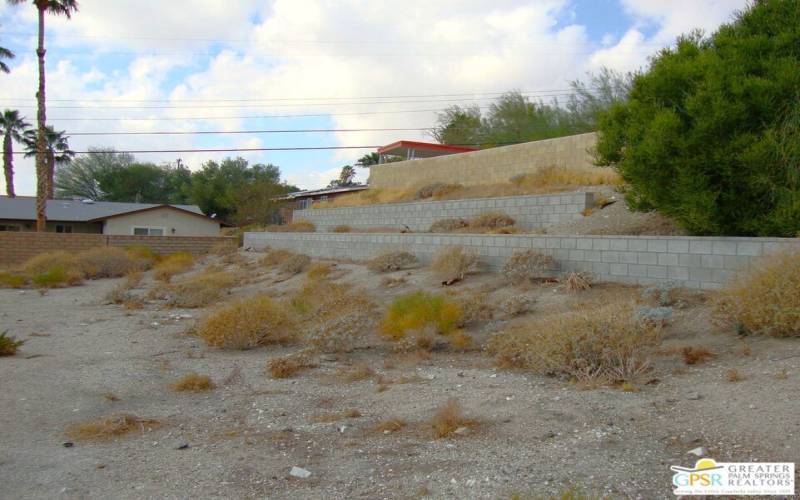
296, 192, 593, 231
0, 232, 235, 267
243, 232, 800, 290
368, 133, 598, 188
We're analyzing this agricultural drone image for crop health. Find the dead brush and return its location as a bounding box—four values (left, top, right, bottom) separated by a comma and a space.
560, 271, 592, 293
77, 247, 149, 279
267, 350, 317, 379
431, 246, 478, 284
502, 250, 555, 285
334, 363, 377, 383
153, 253, 194, 283
66, 413, 162, 441
106, 271, 145, 304
367, 251, 418, 273
264, 219, 316, 232
498, 295, 535, 317
381, 275, 408, 288
681, 346, 714, 365
260, 248, 296, 268
454, 292, 494, 327
0, 271, 27, 288
196, 295, 296, 349
430, 398, 477, 439
165, 270, 238, 308
332, 225, 352, 233
487, 301, 661, 384
714, 250, 800, 337
725, 369, 746, 382
310, 409, 362, 423
307, 262, 335, 280
0, 331, 24, 356
278, 253, 311, 276
373, 418, 407, 434
429, 218, 469, 233
172, 373, 216, 392
468, 211, 515, 231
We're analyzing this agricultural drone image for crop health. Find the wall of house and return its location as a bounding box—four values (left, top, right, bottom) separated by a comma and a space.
295, 192, 594, 231
0, 219, 103, 233
102, 207, 221, 236
243, 231, 800, 290
0, 232, 235, 267
368, 132, 598, 189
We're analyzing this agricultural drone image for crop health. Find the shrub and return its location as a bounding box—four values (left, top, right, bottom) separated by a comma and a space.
715, 251, 800, 337
594, 1, 800, 236
125, 245, 160, 264
498, 295, 535, 317
374, 418, 406, 434
196, 295, 296, 349
0, 331, 24, 356
502, 250, 555, 284
430, 246, 478, 283
265, 219, 316, 232
23, 251, 80, 276
560, 272, 592, 293
260, 248, 296, 268
172, 373, 215, 392
0, 271, 27, 288
367, 251, 418, 273
32, 267, 83, 288
682, 346, 714, 365
487, 302, 661, 382
166, 270, 237, 308
429, 218, 468, 233
430, 399, 476, 438
77, 247, 147, 279
65, 413, 161, 441
381, 291, 461, 341
267, 350, 317, 379
306, 262, 334, 280
469, 211, 515, 230
415, 182, 462, 200
153, 253, 194, 282
332, 225, 352, 233
455, 293, 493, 327
279, 253, 311, 276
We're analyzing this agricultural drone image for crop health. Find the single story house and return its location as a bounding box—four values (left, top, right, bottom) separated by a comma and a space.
276, 185, 369, 222
0, 196, 222, 236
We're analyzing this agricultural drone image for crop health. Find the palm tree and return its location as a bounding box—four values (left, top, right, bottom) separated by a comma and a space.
0, 110, 31, 197
7, 0, 79, 229
0, 46, 14, 73
23, 126, 75, 199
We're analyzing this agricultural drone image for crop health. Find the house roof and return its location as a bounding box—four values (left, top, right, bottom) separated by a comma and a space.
277, 184, 369, 200
0, 196, 208, 223
377, 140, 478, 158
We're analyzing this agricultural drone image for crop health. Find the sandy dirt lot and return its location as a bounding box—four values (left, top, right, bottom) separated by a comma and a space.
1, 252, 798, 499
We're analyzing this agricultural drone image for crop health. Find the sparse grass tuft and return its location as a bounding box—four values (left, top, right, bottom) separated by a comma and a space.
332, 225, 352, 233
430, 398, 476, 438
307, 262, 334, 280
31, 266, 83, 288
498, 295, 535, 317
367, 251, 418, 273
335, 364, 377, 382
172, 373, 216, 392
488, 301, 661, 383
0, 331, 24, 356
381, 291, 462, 343
311, 409, 362, 423
23, 251, 80, 276
196, 295, 296, 349
725, 369, 746, 382
0, 271, 27, 288
374, 418, 407, 434
560, 271, 592, 293
267, 350, 317, 379
66, 413, 162, 441
165, 270, 237, 308
415, 182, 463, 200
260, 248, 296, 268
715, 251, 800, 337
502, 250, 555, 285
265, 219, 316, 232
279, 253, 311, 276
429, 218, 468, 232
153, 252, 194, 283
681, 346, 714, 365
455, 292, 494, 327
430, 246, 478, 283
469, 211, 515, 230
78, 247, 149, 279
428, 212, 516, 234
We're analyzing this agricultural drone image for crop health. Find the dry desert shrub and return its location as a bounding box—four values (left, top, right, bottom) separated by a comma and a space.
267, 350, 317, 378
380, 291, 462, 344
0, 331, 24, 356
166, 270, 238, 308
455, 292, 494, 327
469, 211, 515, 230
107, 270, 144, 305
124, 245, 160, 264
498, 295, 535, 317
430, 246, 478, 283
487, 301, 661, 383
714, 251, 800, 337
153, 252, 194, 282
311, 409, 361, 423
0, 271, 27, 288
172, 373, 216, 392
23, 251, 80, 276
502, 250, 555, 284
31, 267, 83, 288
334, 364, 377, 382
560, 271, 592, 293
367, 251, 418, 272
278, 253, 311, 276
306, 261, 334, 280
260, 248, 296, 268
725, 369, 746, 382
681, 346, 714, 365
196, 295, 296, 349
332, 225, 352, 233
66, 413, 161, 441
265, 219, 316, 232
374, 418, 407, 434
509, 165, 621, 189
415, 182, 463, 200
381, 275, 407, 288
430, 398, 476, 439
429, 218, 469, 233
77, 247, 149, 279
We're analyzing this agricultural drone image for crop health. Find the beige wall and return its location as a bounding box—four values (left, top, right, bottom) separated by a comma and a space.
368, 132, 597, 188
102, 207, 221, 236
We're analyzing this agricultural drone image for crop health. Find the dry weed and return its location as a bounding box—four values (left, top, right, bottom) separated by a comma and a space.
367, 251, 418, 273
415, 182, 463, 200
260, 248, 296, 267
279, 253, 311, 276
265, 219, 316, 232
380, 291, 461, 342
66, 413, 161, 441
498, 295, 535, 317
455, 292, 494, 327
502, 250, 555, 284
431, 246, 478, 284
725, 369, 746, 382
469, 211, 515, 230
166, 270, 238, 308
335, 364, 377, 382
197, 295, 296, 349
332, 225, 352, 233
172, 373, 216, 392
682, 346, 714, 365
267, 350, 317, 379
0, 331, 24, 356
430, 399, 476, 438
0, 271, 27, 288
78, 247, 149, 278
560, 271, 592, 293
103, 392, 120, 402
307, 262, 334, 280
381, 275, 407, 288
153, 253, 194, 283
374, 418, 407, 434
311, 409, 362, 423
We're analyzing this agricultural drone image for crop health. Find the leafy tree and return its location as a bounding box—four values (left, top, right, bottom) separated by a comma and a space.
566, 68, 631, 130
55, 148, 134, 200
430, 105, 483, 146
0, 109, 30, 197
355, 152, 380, 167
22, 125, 74, 199
328, 165, 357, 187
595, 0, 800, 236
0, 45, 14, 73
7, 0, 79, 230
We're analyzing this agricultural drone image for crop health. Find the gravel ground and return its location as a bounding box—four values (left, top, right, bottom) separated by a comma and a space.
0, 255, 798, 499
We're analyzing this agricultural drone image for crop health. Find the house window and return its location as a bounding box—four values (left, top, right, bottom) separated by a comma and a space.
297, 198, 311, 210
55, 224, 73, 233
132, 226, 165, 236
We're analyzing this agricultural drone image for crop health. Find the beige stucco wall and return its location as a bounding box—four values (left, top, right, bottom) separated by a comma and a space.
368, 132, 598, 189
102, 207, 221, 236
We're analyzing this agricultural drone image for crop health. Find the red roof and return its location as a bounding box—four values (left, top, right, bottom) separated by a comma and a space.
377, 140, 478, 156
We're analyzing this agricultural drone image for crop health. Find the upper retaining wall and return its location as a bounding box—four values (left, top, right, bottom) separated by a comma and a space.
0, 232, 235, 267
296, 192, 593, 231
368, 133, 597, 189
243, 231, 800, 290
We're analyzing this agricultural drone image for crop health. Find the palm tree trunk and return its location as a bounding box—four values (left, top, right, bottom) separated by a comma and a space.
35, 4, 47, 231
46, 150, 55, 199
3, 133, 14, 197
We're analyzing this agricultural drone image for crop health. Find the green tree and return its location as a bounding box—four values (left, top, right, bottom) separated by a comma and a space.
23, 125, 74, 199
566, 68, 631, 130
329, 165, 357, 187
0, 45, 14, 73
55, 148, 134, 200
0, 110, 30, 197
595, 0, 800, 236
7, 0, 79, 230
430, 105, 483, 146
355, 152, 380, 167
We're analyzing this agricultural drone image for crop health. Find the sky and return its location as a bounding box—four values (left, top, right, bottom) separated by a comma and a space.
0, 0, 748, 196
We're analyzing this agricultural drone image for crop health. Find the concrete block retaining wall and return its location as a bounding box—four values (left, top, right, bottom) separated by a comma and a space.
295, 192, 594, 231
243, 232, 800, 290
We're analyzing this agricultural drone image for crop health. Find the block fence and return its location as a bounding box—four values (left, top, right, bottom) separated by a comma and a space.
243, 232, 800, 290
296, 192, 594, 231
368, 132, 599, 188
0, 232, 236, 267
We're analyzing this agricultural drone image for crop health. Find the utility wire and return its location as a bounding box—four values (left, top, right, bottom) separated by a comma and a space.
69, 127, 435, 136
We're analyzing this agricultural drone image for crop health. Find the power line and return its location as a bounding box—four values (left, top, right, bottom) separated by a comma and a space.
10, 145, 383, 155
69, 127, 434, 136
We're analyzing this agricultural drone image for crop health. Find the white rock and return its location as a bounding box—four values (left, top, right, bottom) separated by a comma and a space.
454, 426, 470, 435
289, 466, 312, 479
687, 447, 705, 457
